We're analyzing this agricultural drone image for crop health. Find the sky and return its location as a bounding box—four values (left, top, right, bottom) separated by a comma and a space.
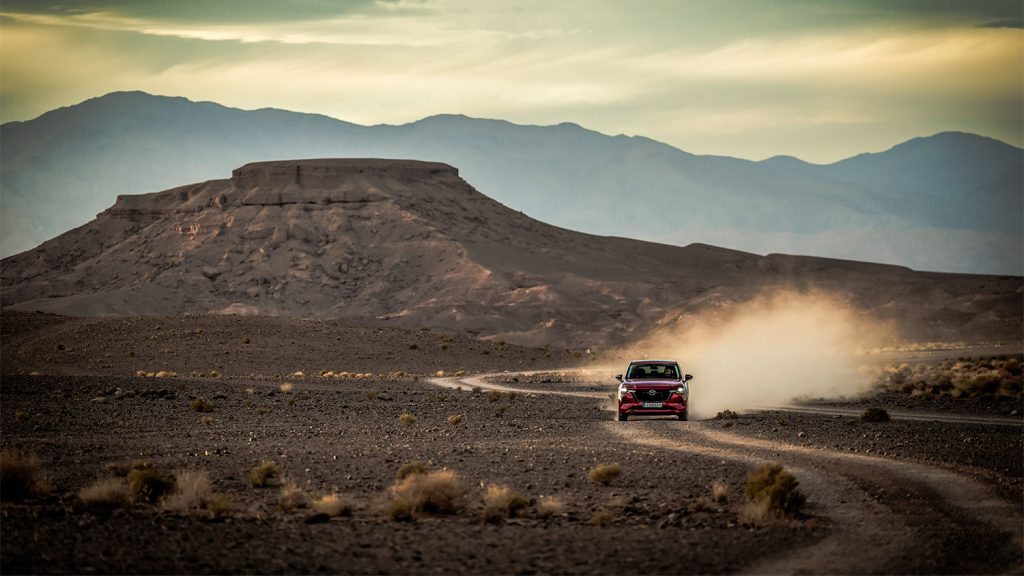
0, 0, 1021, 162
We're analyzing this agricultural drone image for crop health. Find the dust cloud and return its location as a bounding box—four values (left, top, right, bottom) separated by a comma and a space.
621, 290, 892, 419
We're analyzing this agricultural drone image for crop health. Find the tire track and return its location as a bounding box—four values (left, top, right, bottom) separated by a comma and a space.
431, 370, 1024, 574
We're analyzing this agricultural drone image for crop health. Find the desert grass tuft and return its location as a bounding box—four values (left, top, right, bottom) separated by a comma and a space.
485, 390, 502, 402
0, 449, 47, 501
536, 496, 565, 518
279, 479, 309, 511
738, 499, 774, 526
745, 463, 805, 517
389, 469, 467, 520
162, 469, 214, 513
250, 460, 280, 488
399, 413, 418, 425
127, 463, 175, 504
715, 409, 739, 420
280, 382, 295, 394
447, 414, 463, 427
78, 478, 129, 510
190, 398, 214, 413
587, 463, 622, 486
712, 480, 729, 504
591, 508, 616, 526
481, 484, 529, 523
396, 462, 428, 481
312, 493, 352, 517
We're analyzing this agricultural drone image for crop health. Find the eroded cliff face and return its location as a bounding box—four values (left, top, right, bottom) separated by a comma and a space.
2, 159, 1021, 346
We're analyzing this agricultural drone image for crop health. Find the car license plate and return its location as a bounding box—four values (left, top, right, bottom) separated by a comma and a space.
642, 402, 663, 408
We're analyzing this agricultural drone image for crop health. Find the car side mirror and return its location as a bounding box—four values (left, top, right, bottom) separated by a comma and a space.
684, 374, 693, 382
615, 374, 623, 382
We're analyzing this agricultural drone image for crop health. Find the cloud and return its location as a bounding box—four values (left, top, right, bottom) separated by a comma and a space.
0, 1, 1020, 162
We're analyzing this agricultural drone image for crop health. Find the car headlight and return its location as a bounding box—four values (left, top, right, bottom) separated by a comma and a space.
676, 383, 688, 395
618, 385, 631, 398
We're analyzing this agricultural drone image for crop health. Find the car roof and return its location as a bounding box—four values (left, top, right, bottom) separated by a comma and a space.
628, 359, 679, 364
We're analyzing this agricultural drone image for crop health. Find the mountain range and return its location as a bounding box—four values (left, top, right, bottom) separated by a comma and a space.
1, 91, 1021, 274
2, 158, 1019, 346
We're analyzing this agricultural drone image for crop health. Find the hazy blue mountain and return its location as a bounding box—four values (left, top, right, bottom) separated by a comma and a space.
2, 91, 1020, 273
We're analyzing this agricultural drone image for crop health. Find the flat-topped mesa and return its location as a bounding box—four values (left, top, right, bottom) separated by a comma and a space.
231, 158, 460, 206
233, 158, 456, 189
100, 158, 466, 219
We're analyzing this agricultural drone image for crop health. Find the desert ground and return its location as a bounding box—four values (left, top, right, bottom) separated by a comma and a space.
1, 311, 1021, 574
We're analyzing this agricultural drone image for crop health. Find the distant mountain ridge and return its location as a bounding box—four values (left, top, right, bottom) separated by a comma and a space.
2, 91, 1020, 273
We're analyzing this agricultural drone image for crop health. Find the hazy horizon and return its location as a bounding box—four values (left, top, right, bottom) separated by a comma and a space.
1, 0, 1021, 163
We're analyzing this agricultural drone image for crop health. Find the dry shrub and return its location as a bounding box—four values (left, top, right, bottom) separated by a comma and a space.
250, 460, 280, 488
399, 413, 418, 425
485, 390, 502, 402
280, 382, 295, 394
587, 463, 622, 486
537, 496, 565, 518
435, 370, 446, 377
396, 462, 428, 481
481, 484, 529, 523
279, 480, 308, 511
861, 407, 890, 422
78, 478, 128, 509
0, 450, 47, 501
447, 414, 463, 427
715, 409, 739, 420
127, 463, 175, 504
312, 493, 352, 517
206, 494, 234, 516
712, 480, 729, 503
190, 398, 214, 413
162, 469, 213, 512
591, 508, 616, 526
878, 355, 1022, 398
738, 499, 774, 526
389, 469, 467, 520
745, 463, 805, 517
290, 371, 305, 379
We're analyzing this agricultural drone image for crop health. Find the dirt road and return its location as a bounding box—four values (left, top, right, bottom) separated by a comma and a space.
432, 370, 1024, 574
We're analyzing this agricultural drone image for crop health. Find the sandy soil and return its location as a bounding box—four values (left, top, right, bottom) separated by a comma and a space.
2, 312, 1021, 574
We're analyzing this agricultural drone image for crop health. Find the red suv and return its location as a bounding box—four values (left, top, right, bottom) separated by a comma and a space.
616, 360, 692, 421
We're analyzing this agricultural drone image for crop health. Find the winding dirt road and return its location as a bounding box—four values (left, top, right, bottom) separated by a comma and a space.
431, 370, 1024, 574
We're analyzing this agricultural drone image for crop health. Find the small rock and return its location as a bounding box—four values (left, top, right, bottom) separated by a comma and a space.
305, 513, 331, 524
797, 431, 806, 438
212, 392, 228, 400
90, 396, 108, 403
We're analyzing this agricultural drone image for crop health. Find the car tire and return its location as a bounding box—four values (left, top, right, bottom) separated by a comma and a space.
677, 412, 688, 421
617, 413, 628, 422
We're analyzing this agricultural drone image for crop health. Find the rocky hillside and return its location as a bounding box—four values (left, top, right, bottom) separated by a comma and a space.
2, 159, 1020, 346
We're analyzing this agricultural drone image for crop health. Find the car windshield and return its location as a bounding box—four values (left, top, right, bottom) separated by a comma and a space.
627, 363, 680, 379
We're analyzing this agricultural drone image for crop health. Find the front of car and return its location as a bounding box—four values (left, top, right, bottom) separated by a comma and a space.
616, 360, 691, 421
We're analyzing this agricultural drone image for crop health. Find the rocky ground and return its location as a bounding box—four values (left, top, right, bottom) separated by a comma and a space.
2, 312, 1021, 574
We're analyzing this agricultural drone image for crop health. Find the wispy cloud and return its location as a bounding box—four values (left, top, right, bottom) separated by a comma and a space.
1, 0, 1020, 162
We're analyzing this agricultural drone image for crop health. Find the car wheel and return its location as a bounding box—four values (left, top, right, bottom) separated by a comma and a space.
617, 413, 628, 422
677, 412, 688, 421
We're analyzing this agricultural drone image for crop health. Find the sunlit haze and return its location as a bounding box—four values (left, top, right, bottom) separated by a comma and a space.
1, 0, 1021, 162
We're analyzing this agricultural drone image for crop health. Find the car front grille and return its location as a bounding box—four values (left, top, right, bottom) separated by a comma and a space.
634, 389, 671, 403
